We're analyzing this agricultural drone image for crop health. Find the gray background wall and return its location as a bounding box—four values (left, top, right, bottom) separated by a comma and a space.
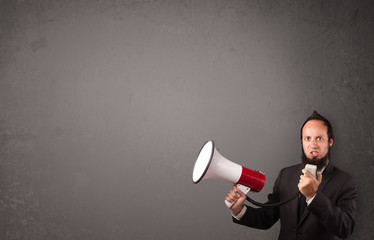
1, 0, 373, 239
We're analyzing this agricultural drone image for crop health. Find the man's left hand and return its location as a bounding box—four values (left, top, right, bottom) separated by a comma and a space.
298, 169, 322, 200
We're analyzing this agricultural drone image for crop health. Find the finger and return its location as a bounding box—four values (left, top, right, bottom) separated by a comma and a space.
228, 190, 238, 199
302, 169, 312, 177
232, 185, 246, 198
299, 175, 307, 181
225, 196, 234, 203
297, 183, 303, 192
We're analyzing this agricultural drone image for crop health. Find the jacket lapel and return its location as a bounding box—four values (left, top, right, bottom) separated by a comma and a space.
317, 163, 333, 192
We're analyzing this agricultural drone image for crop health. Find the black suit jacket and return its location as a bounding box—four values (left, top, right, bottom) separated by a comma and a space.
233, 163, 357, 240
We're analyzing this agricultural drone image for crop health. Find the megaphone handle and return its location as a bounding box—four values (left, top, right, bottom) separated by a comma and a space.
225, 184, 250, 208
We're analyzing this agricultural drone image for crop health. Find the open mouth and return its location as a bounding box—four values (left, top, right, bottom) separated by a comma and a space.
310, 151, 319, 157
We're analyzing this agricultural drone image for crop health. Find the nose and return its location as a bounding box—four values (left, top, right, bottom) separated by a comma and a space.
311, 139, 318, 147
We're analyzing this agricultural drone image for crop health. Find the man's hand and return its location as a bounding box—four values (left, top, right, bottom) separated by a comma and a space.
225, 185, 247, 216
298, 169, 322, 200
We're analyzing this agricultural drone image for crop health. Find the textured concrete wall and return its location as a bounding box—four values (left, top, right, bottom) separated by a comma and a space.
0, 0, 373, 239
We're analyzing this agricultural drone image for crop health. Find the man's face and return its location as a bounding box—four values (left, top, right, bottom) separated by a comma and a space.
302, 120, 333, 163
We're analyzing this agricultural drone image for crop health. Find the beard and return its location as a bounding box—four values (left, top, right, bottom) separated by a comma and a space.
301, 147, 331, 171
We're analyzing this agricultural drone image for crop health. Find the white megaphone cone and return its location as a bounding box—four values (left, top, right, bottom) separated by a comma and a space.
192, 140, 265, 192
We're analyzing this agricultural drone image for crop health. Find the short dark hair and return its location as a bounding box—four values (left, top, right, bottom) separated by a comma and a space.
300, 111, 333, 141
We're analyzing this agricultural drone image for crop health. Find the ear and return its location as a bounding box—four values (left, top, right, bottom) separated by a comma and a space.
329, 138, 333, 147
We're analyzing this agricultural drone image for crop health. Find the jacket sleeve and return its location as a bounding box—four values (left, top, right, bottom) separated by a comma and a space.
307, 176, 357, 239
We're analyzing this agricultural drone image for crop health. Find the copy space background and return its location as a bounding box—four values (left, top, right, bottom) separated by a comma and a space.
1, 1, 373, 239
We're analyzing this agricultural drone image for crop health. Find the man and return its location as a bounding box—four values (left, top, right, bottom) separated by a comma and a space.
225, 111, 357, 240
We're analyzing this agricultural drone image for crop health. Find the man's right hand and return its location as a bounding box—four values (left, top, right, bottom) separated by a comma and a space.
225, 185, 247, 216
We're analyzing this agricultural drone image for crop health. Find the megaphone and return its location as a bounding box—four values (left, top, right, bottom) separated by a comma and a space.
192, 140, 265, 192
193, 140, 304, 208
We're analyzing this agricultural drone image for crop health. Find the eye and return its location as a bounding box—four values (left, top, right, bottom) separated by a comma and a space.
316, 137, 323, 140
304, 136, 311, 141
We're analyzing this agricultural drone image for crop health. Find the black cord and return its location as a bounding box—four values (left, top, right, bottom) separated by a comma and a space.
245, 192, 300, 208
